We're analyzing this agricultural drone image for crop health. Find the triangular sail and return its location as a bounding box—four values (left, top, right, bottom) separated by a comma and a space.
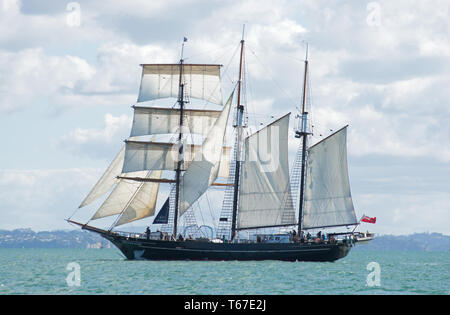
79, 146, 125, 208
178, 91, 234, 215
138, 64, 222, 105
302, 126, 358, 229
90, 170, 161, 221
114, 171, 162, 227
237, 113, 296, 229
153, 198, 170, 224
217, 146, 231, 178
90, 170, 147, 220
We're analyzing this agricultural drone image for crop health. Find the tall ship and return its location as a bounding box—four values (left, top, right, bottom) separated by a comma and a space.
68, 34, 368, 262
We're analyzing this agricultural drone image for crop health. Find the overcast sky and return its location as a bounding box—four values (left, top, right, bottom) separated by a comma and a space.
0, 0, 449, 235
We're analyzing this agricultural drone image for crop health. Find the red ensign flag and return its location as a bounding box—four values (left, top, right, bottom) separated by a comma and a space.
361, 216, 376, 224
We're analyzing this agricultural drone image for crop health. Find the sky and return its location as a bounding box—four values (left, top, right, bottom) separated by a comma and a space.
0, 0, 449, 235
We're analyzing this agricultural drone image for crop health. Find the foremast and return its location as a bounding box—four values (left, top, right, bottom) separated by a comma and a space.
173, 49, 186, 238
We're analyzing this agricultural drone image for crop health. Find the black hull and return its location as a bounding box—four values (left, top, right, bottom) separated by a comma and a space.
103, 234, 351, 262
67, 221, 352, 262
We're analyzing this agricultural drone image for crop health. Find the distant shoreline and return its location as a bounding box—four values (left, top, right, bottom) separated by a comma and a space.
0, 228, 111, 249
1, 229, 449, 251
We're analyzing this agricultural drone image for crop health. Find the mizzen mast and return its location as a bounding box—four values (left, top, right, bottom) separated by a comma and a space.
296, 43, 310, 234
231, 27, 245, 240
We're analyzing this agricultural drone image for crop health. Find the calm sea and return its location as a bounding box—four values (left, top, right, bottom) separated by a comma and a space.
0, 248, 448, 295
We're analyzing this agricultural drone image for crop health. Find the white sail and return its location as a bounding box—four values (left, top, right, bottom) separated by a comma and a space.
79, 146, 125, 208
302, 126, 358, 229
237, 113, 296, 229
90, 170, 150, 220
217, 146, 231, 178
114, 171, 162, 227
122, 140, 200, 173
123, 139, 231, 174
138, 64, 223, 105
130, 106, 221, 137
178, 91, 234, 215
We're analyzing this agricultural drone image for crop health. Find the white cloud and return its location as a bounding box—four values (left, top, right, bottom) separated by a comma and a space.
76, 42, 177, 94
1, 0, 449, 234
0, 48, 94, 113
355, 192, 450, 235
0, 168, 103, 230
57, 113, 132, 159
0, 0, 116, 50
0, 41, 179, 113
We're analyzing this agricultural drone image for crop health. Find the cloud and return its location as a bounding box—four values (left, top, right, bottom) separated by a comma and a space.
354, 192, 450, 235
1, 0, 449, 235
0, 41, 178, 114
0, 168, 103, 230
349, 154, 450, 235
0, 48, 94, 113
74, 42, 177, 95
338, 56, 449, 84
57, 113, 132, 159
305, 63, 450, 162
0, 0, 116, 51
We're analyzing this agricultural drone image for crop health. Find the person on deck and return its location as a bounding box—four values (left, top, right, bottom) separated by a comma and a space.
306, 232, 311, 241
145, 227, 150, 240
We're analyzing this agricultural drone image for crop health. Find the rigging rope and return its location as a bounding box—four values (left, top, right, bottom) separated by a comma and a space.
205, 191, 218, 232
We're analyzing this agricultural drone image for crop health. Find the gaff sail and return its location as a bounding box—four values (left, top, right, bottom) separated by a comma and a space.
237, 113, 296, 230
302, 126, 358, 229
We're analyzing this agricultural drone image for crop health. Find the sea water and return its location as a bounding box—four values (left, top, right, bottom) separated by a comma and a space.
0, 248, 448, 295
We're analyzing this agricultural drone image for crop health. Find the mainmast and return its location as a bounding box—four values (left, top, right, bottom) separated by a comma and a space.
173, 39, 187, 238
296, 44, 309, 234
231, 27, 245, 240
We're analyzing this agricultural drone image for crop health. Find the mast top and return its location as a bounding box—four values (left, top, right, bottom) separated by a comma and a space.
180, 37, 188, 61
305, 42, 309, 61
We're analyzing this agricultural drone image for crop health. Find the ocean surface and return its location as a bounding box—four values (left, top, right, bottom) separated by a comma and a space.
0, 248, 448, 295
